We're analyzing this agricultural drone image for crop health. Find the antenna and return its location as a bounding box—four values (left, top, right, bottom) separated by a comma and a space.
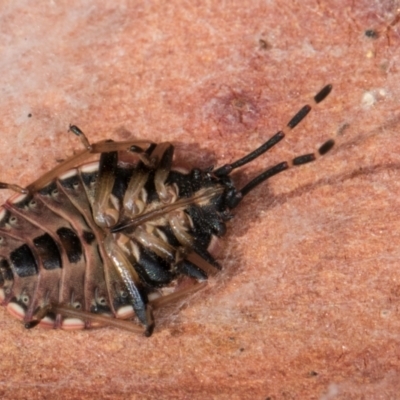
215, 85, 335, 208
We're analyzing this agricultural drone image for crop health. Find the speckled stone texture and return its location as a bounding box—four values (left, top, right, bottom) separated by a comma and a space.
0, 1, 400, 399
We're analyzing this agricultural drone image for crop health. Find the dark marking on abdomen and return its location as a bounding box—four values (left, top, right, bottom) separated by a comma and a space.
57, 227, 82, 263
10, 244, 38, 277
33, 233, 62, 270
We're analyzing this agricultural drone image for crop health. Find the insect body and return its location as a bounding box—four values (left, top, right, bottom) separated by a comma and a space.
0, 85, 334, 336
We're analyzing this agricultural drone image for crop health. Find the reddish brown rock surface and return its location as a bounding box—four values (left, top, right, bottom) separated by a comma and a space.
0, 1, 399, 399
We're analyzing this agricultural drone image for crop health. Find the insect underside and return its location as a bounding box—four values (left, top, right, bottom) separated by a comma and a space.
0, 85, 334, 336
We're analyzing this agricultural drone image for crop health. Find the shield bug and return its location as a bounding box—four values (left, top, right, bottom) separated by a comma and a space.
0, 85, 334, 336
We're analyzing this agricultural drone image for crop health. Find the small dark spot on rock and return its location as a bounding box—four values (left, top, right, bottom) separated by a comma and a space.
365, 29, 379, 39
259, 38, 271, 50
28, 113, 32, 118
337, 123, 350, 136
390, 284, 400, 297
204, 85, 262, 134
169, 327, 185, 336
309, 370, 318, 377
115, 127, 134, 140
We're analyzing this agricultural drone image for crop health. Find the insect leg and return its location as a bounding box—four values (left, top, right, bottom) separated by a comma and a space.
122, 164, 149, 217
68, 125, 92, 150
24, 304, 53, 329
104, 235, 155, 336
23, 301, 146, 333
0, 183, 28, 194
69, 125, 156, 155
92, 146, 119, 228
186, 251, 220, 276
176, 259, 208, 280
214, 84, 333, 177
38, 282, 207, 333
91, 140, 173, 228
149, 281, 208, 309
52, 304, 145, 333
20, 300, 132, 332
27, 126, 155, 192
150, 143, 175, 203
